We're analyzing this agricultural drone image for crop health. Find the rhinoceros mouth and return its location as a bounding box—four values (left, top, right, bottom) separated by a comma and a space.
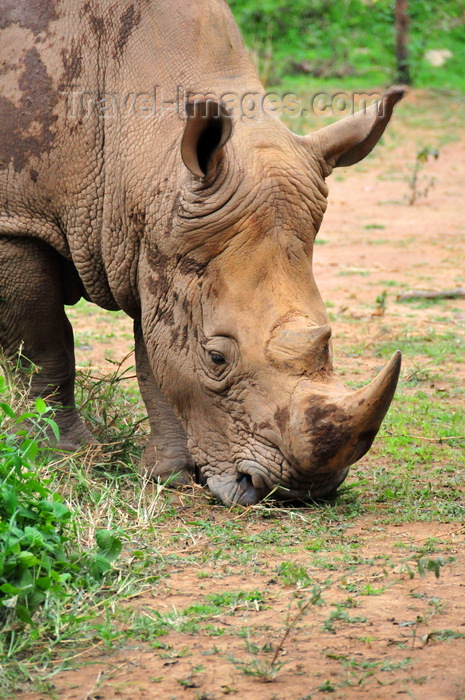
203, 438, 333, 505
236, 457, 348, 503
205, 453, 348, 506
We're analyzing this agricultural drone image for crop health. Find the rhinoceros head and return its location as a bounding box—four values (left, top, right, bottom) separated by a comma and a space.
140, 88, 404, 505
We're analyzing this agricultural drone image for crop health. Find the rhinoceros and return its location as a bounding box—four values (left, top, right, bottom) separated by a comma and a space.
0, 0, 403, 505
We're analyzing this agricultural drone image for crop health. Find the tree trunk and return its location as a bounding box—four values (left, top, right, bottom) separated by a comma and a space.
395, 0, 411, 84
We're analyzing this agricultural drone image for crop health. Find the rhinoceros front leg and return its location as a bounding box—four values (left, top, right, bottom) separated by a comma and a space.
0, 236, 93, 451
134, 321, 194, 485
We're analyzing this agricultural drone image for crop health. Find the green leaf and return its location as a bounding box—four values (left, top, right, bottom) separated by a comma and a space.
45, 500, 71, 521
0, 582, 21, 595
0, 403, 16, 419
35, 576, 52, 591
15, 411, 37, 423
24, 526, 45, 547
95, 530, 123, 563
1, 489, 18, 513
46, 418, 60, 441
27, 588, 46, 611
34, 398, 48, 415
20, 439, 39, 461
17, 551, 41, 568
89, 554, 111, 580
16, 605, 35, 626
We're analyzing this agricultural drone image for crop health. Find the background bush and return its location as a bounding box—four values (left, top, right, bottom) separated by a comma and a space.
228, 0, 465, 90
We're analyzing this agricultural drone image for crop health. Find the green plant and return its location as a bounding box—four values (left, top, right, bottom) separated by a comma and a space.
276, 561, 312, 588
375, 290, 387, 314
323, 605, 367, 634
406, 146, 439, 205
230, 585, 323, 682
416, 555, 454, 579
319, 679, 336, 692
0, 381, 67, 625
0, 374, 123, 627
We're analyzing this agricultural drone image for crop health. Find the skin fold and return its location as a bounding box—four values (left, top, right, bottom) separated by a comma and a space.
0, 0, 403, 505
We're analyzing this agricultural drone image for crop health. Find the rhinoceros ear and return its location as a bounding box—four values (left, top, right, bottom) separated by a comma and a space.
181, 99, 233, 178
309, 86, 405, 171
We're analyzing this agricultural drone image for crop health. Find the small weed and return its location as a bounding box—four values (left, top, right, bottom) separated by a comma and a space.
360, 583, 386, 596
318, 679, 335, 692
230, 586, 323, 682
423, 629, 465, 644
276, 562, 312, 588
375, 290, 387, 314
416, 556, 454, 579
229, 655, 286, 682
406, 146, 439, 205
324, 606, 368, 634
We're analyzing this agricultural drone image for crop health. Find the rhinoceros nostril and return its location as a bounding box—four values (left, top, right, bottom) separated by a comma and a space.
237, 471, 253, 486
234, 473, 259, 506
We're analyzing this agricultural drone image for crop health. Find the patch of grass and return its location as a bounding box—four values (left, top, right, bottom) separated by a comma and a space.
230, 1, 465, 92
206, 590, 265, 610
276, 561, 313, 588
337, 269, 371, 277
323, 606, 368, 634
378, 279, 406, 287
365, 238, 389, 246
374, 329, 465, 363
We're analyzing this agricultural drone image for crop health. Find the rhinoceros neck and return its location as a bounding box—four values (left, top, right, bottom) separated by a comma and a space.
0, 0, 264, 312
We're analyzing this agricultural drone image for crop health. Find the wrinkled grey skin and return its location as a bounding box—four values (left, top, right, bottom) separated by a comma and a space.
0, 0, 403, 505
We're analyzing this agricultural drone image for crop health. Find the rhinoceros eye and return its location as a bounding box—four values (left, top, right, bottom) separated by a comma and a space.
200, 337, 238, 387
209, 351, 226, 366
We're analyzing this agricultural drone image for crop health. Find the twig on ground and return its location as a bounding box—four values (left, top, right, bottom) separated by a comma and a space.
396, 288, 465, 301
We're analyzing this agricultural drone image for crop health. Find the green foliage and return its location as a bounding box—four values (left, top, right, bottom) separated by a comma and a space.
229, 653, 286, 681
276, 561, 313, 588
228, 0, 465, 90
417, 556, 454, 580
74, 361, 145, 465
323, 605, 367, 633
0, 375, 122, 627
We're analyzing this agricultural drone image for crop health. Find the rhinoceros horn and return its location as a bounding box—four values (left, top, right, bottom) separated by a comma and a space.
303, 86, 406, 170
288, 350, 402, 477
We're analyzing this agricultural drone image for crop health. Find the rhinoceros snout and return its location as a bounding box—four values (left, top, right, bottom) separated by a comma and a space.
205, 353, 401, 505
288, 351, 402, 479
